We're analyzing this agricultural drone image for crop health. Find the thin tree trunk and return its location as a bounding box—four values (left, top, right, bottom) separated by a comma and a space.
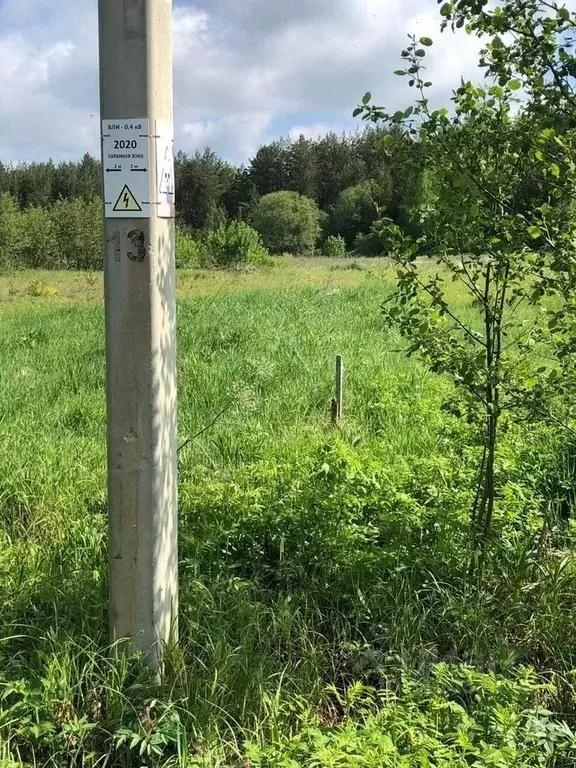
469, 260, 506, 585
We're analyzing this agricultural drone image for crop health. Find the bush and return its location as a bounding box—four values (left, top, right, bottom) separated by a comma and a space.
328, 179, 389, 246
322, 234, 347, 258
0, 196, 102, 271
175, 225, 202, 268
50, 197, 102, 270
203, 220, 271, 268
247, 666, 571, 767
250, 190, 323, 254
19, 206, 58, 268
0, 193, 23, 271
353, 228, 384, 257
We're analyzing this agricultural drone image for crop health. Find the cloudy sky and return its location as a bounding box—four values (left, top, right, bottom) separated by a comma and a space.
0, 0, 484, 166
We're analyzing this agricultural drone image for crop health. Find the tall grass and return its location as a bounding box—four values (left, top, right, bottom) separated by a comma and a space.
1, 259, 575, 766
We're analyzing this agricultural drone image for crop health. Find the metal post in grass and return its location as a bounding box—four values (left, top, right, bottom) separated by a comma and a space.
332, 354, 344, 425
98, 0, 178, 668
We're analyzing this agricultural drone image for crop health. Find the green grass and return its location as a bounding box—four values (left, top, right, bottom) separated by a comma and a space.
1, 258, 576, 766
0, 258, 444, 523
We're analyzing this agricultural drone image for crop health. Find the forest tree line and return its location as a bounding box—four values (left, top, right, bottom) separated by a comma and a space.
1, 118, 565, 271
0, 127, 427, 270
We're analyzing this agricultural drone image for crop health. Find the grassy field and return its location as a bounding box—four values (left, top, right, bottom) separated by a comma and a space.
0, 257, 393, 307
1, 258, 576, 766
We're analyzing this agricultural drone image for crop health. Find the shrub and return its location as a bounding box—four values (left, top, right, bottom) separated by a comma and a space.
353, 229, 383, 257
250, 190, 323, 254
203, 220, 271, 268
328, 179, 388, 246
50, 197, 102, 270
175, 225, 201, 268
246, 666, 572, 767
0, 193, 23, 271
19, 206, 58, 269
322, 234, 347, 258
0, 197, 102, 271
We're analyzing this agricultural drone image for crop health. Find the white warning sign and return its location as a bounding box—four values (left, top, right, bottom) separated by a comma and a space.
156, 121, 175, 218
101, 119, 150, 218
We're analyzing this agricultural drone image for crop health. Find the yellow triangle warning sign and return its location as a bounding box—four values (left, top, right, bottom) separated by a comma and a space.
113, 185, 142, 212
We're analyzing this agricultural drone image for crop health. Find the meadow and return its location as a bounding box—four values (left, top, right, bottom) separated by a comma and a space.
2, 257, 576, 767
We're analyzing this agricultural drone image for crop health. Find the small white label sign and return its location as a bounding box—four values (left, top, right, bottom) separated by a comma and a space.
102, 119, 150, 218
156, 122, 175, 218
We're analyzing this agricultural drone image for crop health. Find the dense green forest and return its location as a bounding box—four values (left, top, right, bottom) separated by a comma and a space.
0, 128, 424, 270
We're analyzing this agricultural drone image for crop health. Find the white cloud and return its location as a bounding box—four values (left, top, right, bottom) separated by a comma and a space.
0, 0, 486, 165
0, 37, 74, 108
0, 2, 98, 162
180, 111, 273, 162
287, 122, 349, 142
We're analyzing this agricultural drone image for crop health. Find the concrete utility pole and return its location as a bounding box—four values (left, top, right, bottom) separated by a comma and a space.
98, 0, 178, 667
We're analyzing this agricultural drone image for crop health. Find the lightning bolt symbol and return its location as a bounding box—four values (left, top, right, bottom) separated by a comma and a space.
123, 191, 129, 207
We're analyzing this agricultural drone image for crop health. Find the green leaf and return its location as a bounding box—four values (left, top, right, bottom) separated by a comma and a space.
440, 2, 452, 16
420, 36, 433, 46
550, 163, 560, 178
558, 7, 570, 20
352, 107, 363, 118
404, 106, 414, 118
508, 79, 521, 91
362, 91, 372, 105
415, 48, 426, 57
528, 225, 542, 239
394, 69, 407, 76
393, 110, 405, 121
